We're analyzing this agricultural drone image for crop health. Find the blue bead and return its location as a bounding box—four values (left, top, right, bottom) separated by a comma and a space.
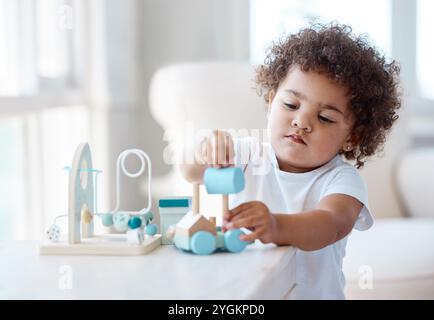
145, 223, 158, 236
128, 216, 142, 229
101, 213, 113, 227
113, 212, 129, 232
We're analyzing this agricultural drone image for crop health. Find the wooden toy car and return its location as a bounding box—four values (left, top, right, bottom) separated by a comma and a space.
173, 167, 251, 255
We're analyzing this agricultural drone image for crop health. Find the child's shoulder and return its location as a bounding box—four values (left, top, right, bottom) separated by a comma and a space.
322, 156, 367, 195
328, 155, 362, 176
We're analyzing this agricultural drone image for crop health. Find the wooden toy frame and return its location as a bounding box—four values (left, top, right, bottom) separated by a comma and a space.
39, 143, 161, 255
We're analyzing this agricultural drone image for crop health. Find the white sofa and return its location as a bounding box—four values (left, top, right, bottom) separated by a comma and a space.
149, 61, 434, 299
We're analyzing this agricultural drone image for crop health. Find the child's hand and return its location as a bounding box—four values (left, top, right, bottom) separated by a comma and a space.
223, 201, 277, 243
195, 130, 234, 168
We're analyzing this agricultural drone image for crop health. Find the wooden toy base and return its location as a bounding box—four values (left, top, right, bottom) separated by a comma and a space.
39, 234, 162, 256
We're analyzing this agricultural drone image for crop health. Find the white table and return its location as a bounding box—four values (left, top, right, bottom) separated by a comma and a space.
0, 241, 295, 299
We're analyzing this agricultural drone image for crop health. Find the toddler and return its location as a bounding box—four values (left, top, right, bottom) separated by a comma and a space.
180, 23, 401, 299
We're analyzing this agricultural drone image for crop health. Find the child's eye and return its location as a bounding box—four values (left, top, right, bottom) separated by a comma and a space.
283, 103, 298, 110
319, 115, 335, 123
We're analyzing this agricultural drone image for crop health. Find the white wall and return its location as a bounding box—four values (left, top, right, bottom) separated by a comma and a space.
91, 0, 250, 223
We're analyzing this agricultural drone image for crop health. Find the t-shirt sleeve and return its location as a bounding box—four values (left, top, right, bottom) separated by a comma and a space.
322, 166, 374, 231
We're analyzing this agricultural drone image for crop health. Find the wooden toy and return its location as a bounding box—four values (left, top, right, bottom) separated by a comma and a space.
39, 143, 161, 255
204, 167, 245, 224
158, 197, 191, 245
173, 167, 251, 255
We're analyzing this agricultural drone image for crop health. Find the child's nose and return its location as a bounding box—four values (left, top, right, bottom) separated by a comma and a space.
291, 115, 312, 133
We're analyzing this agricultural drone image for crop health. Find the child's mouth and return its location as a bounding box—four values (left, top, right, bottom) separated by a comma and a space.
285, 134, 306, 145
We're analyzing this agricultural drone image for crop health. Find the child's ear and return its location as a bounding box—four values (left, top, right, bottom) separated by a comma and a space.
343, 132, 361, 152
342, 122, 365, 151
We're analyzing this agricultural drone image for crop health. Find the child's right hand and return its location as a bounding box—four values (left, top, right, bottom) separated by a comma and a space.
195, 130, 235, 168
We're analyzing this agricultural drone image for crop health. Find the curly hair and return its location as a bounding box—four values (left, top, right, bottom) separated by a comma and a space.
255, 22, 401, 169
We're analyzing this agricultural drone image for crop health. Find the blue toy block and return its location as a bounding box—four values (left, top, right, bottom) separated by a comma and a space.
204, 167, 245, 194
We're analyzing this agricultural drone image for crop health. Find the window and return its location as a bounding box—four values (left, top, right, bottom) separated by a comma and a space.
0, 0, 78, 96
0, 0, 88, 240
250, 0, 391, 65
417, 0, 434, 100
0, 118, 24, 241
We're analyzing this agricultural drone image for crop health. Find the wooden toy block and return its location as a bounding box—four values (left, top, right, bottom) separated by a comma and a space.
175, 211, 217, 237
159, 197, 191, 244
208, 216, 216, 227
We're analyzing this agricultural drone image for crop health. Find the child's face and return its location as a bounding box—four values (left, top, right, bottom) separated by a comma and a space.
267, 66, 355, 173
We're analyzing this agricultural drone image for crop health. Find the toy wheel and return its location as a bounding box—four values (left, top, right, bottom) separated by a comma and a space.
224, 229, 248, 253
191, 231, 216, 255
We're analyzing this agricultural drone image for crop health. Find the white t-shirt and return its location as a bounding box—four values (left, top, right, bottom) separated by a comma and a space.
229, 137, 373, 299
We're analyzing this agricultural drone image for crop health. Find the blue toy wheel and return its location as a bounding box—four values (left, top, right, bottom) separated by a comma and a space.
224, 229, 248, 253
190, 231, 216, 255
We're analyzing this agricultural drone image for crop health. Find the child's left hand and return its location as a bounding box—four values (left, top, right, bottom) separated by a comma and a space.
223, 201, 277, 243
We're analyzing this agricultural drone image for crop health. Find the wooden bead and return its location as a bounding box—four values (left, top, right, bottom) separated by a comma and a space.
82, 209, 93, 224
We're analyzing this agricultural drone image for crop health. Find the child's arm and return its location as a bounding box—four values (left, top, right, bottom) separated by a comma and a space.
179, 130, 235, 184
224, 194, 363, 251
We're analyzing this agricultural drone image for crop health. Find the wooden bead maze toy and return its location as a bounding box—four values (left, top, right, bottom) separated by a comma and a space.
39, 143, 161, 255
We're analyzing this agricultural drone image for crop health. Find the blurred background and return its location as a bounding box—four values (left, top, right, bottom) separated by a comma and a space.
0, 0, 433, 242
